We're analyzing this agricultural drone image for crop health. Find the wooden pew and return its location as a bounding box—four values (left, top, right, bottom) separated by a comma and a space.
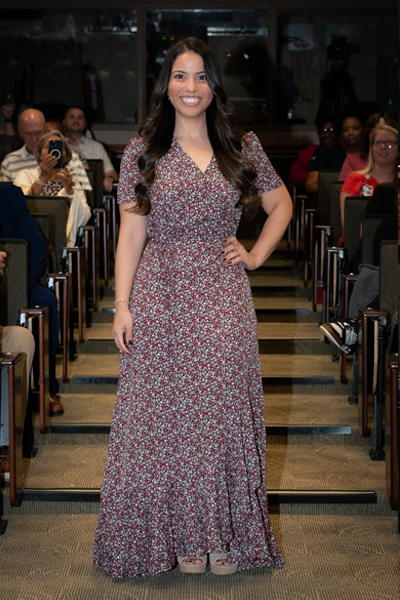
0, 239, 50, 434
87, 159, 109, 285
0, 352, 24, 507
323, 196, 369, 331
303, 170, 341, 285
26, 197, 73, 371
312, 180, 342, 312
385, 353, 398, 510
341, 214, 388, 386
358, 242, 398, 457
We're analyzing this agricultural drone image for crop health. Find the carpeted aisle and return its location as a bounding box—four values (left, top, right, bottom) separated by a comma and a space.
1, 239, 398, 599
0, 514, 397, 600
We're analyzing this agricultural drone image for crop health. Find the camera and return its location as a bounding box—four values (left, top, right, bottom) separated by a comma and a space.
48, 139, 63, 169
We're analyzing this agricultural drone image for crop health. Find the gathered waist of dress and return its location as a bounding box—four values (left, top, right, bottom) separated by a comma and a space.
148, 235, 230, 246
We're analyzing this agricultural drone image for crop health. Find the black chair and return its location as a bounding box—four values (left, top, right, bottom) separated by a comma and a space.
358, 241, 398, 459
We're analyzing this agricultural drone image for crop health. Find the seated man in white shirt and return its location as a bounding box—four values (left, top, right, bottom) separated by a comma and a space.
63, 106, 119, 193
0, 108, 92, 197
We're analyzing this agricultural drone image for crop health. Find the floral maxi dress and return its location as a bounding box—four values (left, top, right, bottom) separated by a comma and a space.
93, 131, 284, 577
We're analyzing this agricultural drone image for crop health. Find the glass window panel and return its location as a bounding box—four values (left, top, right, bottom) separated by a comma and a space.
275, 10, 397, 125
0, 10, 138, 124
146, 10, 269, 124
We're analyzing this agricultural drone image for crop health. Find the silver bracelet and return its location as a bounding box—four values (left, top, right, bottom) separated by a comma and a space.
35, 178, 46, 186
64, 191, 75, 198
114, 298, 129, 307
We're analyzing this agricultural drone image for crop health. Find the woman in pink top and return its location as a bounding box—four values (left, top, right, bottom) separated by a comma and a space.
339, 112, 397, 181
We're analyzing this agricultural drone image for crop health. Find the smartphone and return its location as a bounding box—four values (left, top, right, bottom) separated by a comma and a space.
48, 139, 63, 169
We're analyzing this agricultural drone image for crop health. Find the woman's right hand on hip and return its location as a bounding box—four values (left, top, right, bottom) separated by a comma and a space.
112, 304, 133, 355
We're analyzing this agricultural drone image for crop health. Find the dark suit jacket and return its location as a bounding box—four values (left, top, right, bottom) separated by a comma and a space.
0, 182, 46, 290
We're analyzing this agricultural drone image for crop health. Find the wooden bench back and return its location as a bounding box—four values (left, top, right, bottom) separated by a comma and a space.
0, 239, 28, 327
317, 170, 341, 226
380, 241, 399, 328
86, 159, 104, 209
328, 181, 343, 246
344, 196, 369, 268
32, 213, 52, 283
26, 197, 68, 272
361, 215, 387, 266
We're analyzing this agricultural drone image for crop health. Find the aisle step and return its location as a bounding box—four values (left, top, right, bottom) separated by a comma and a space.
253, 296, 310, 314
100, 296, 314, 317
46, 423, 351, 436
78, 322, 328, 355
248, 274, 301, 291
47, 391, 358, 432
85, 322, 322, 342
18, 488, 377, 506
11, 443, 387, 510
62, 354, 340, 386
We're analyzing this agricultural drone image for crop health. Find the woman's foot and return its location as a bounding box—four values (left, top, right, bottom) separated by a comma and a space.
177, 555, 207, 573
210, 553, 238, 575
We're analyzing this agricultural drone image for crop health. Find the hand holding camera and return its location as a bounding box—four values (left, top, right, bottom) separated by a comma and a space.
39, 153, 59, 182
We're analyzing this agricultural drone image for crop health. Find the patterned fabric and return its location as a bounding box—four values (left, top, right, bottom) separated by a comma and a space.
341, 172, 379, 197
41, 180, 62, 196
93, 131, 284, 578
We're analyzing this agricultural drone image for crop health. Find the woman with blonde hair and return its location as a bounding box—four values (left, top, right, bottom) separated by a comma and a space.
14, 130, 91, 246
339, 124, 397, 231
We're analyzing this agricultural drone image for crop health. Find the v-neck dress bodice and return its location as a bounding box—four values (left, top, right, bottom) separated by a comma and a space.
93, 131, 284, 578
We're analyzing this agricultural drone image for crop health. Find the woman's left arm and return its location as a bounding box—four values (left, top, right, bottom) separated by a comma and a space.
224, 184, 293, 271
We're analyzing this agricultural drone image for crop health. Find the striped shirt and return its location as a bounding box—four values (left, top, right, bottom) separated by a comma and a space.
0, 145, 92, 192
68, 136, 115, 176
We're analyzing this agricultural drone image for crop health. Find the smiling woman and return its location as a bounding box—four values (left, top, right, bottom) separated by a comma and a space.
167, 52, 214, 173
93, 37, 292, 579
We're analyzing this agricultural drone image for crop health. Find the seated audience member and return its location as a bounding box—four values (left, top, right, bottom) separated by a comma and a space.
1, 101, 17, 136
45, 117, 89, 168
289, 143, 319, 189
339, 112, 398, 181
63, 106, 118, 192
335, 106, 367, 180
0, 109, 92, 196
13, 131, 91, 247
339, 125, 398, 231
320, 186, 399, 354
304, 116, 346, 200
0, 183, 63, 415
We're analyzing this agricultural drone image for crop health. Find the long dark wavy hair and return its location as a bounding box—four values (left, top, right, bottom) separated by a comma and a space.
133, 37, 261, 217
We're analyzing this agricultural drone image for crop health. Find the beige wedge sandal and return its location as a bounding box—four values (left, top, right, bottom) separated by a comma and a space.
209, 553, 238, 575
177, 555, 208, 574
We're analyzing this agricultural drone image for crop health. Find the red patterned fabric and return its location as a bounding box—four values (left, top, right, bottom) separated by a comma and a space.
93, 132, 284, 578
341, 172, 379, 197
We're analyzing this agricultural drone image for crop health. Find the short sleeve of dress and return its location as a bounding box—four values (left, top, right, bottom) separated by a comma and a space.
242, 131, 283, 195
117, 137, 147, 205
